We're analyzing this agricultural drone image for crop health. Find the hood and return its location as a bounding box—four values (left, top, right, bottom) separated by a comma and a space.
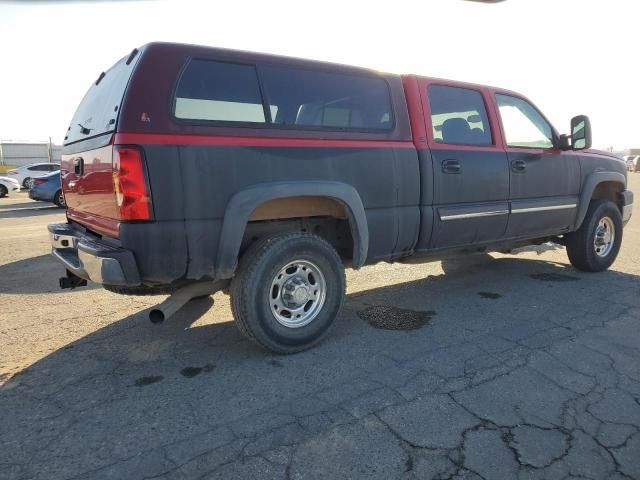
583, 149, 625, 162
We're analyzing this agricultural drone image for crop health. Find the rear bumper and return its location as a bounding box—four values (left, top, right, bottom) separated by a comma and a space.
28, 189, 48, 201
621, 190, 633, 225
48, 223, 141, 286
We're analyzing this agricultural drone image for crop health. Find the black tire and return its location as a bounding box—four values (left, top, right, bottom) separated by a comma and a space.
0, 185, 7, 198
23, 178, 32, 189
566, 199, 622, 272
53, 190, 66, 208
230, 232, 346, 354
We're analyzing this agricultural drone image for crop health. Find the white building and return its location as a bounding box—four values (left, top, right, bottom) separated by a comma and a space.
0, 141, 62, 167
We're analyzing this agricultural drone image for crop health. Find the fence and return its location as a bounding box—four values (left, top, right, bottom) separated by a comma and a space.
0, 141, 62, 167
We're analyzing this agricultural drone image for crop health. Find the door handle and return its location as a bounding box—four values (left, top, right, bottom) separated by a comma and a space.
442, 159, 461, 174
73, 157, 84, 175
511, 159, 526, 172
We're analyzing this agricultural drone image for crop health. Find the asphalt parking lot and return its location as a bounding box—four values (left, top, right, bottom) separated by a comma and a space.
1, 178, 639, 480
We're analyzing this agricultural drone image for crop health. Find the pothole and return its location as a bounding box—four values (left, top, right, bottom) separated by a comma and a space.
134, 375, 163, 387
181, 367, 202, 378
357, 305, 435, 331
530, 273, 579, 282
478, 291, 502, 299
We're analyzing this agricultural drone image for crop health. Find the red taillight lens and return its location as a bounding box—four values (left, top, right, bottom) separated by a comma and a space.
112, 146, 152, 221
33, 178, 47, 185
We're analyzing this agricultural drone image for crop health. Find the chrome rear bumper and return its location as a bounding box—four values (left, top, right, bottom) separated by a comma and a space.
621, 190, 633, 225
48, 223, 141, 286
623, 203, 633, 224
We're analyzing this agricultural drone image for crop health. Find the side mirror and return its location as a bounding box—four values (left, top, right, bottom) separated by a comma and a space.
571, 115, 592, 150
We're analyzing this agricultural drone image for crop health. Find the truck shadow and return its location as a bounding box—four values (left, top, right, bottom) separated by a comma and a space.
1, 255, 637, 477
0, 199, 50, 210
0, 206, 61, 219
0, 254, 99, 294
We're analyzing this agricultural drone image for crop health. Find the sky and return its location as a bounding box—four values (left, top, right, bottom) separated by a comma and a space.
0, 0, 637, 150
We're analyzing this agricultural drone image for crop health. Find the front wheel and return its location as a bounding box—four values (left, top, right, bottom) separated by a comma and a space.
0, 185, 7, 198
566, 199, 622, 272
230, 232, 346, 354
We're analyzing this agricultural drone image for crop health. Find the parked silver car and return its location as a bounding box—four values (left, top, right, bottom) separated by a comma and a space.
4, 162, 60, 189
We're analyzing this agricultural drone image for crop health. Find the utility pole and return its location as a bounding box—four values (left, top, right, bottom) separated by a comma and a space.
0, 140, 4, 167
48, 137, 53, 163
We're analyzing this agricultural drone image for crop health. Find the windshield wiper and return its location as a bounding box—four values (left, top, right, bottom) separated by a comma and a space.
77, 123, 92, 135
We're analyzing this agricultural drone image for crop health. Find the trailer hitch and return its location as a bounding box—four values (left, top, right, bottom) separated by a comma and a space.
59, 270, 88, 289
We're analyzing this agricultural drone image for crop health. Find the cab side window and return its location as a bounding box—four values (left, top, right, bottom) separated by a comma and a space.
496, 94, 554, 149
428, 85, 492, 146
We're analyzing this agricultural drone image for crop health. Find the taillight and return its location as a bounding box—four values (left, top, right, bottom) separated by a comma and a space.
112, 146, 152, 221
33, 178, 47, 185
7, 169, 18, 175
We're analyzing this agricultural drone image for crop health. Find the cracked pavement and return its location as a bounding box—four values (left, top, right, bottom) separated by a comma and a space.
1, 176, 639, 479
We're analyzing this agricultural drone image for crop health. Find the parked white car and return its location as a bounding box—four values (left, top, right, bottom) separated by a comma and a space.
0, 176, 20, 197
5, 162, 60, 189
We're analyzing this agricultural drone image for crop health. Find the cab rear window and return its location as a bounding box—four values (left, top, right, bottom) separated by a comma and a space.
428, 85, 492, 146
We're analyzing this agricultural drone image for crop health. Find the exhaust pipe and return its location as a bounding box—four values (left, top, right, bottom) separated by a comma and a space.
149, 280, 227, 324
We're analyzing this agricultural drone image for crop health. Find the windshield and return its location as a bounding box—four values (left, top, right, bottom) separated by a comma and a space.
64, 51, 138, 145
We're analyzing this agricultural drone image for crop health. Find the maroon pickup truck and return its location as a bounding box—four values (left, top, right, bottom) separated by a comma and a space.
49, 42, 633, 353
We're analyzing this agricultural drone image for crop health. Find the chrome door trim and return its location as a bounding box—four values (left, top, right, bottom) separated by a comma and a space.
511, 203, 577, 214
440, 210, 509, 221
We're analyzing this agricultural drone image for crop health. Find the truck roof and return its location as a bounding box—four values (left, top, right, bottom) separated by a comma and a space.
142, 42, 524, 98
141, 42, 395, 78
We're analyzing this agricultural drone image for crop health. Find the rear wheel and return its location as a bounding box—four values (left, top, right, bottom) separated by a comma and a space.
230, 232, 345, 354
53, 190, 66, 208
566, 199, 622, 272
0, 185, 7, 198
23, 178, 33, 189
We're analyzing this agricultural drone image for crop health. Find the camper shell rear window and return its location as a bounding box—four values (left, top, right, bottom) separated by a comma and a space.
64, 51, 138, 146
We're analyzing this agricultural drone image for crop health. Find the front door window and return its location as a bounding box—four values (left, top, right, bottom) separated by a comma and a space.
496, 94, 554, 149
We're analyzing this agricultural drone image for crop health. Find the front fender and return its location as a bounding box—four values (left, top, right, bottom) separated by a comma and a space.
216, 181, 369, 278
574, 171, 626, 229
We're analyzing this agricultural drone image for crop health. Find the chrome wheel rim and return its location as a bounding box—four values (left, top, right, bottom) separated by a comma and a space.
58, 192, 65, 207
269, 259, 327, 328
25, 178, 33, 189
594, 216, 615, 257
